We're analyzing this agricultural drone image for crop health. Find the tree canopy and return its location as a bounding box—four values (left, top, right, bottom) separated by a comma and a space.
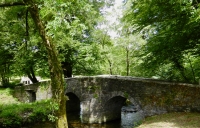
122, 0, 200, 83
0, 0, 200, 84
0, 0, 113, 127
0, 0, 112, 83
1, 0, 200, 127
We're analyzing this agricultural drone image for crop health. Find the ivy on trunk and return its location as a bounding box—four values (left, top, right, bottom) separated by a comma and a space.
22, 0, 68, 127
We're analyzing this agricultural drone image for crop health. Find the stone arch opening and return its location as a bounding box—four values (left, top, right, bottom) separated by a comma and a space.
102, 96, 127, 122
26, 90, 36, 102
102, 95, 144, 127
66, 92, 80, 112
65, 92, 81, 126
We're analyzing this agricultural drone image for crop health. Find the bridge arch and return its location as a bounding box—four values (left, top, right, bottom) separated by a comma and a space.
66, 92, 80, 112
102, 96, 126, 122
65, 76, 200, 123
102, 91, 142, 122
102, 91, 140, 106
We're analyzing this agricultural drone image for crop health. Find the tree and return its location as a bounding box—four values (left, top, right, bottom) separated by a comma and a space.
122, 0, 200, 83
116, 33, 146, 76
0, 45, 14, 86
0, 0, 110, 81
0, 2, 48, 84
47, 0, 111, 77
22, 0, 68, 127
0, 0, 67, 127
0, 0, 115, 127
0, 6, 22, 86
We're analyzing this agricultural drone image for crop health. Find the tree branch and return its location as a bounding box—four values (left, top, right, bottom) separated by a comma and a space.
0, 2, 25, 7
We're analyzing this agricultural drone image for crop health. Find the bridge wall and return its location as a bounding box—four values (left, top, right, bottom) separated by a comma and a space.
65, 76, 200, 123
14, 76, 200, 124
14, 81, 52, 102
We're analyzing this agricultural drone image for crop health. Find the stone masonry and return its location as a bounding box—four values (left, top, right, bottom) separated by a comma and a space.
65, 76, 200, 123
15, 76, 200, 123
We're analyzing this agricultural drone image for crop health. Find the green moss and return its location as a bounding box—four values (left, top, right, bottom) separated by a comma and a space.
123, 92, 129, 98
93, 93, 98, 98
87, 85, 100, 93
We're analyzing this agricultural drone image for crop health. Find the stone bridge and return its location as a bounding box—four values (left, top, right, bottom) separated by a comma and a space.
65, 76, 200, 123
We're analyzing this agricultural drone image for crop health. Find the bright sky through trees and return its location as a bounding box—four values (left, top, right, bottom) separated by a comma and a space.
100, 0, 123, 38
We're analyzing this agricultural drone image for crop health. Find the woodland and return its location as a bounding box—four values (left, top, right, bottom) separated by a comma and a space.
0, 0, 200, 128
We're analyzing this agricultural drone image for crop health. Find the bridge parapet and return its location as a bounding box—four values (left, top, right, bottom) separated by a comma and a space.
65, 76, 200, 123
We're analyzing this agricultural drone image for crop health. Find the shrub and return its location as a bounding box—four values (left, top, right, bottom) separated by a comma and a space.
0, 100, 57, 128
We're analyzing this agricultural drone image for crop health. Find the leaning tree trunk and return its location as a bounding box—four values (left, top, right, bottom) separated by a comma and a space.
26, 66, 39, 83
23, 0, 68, 127
61, 61, 73, 78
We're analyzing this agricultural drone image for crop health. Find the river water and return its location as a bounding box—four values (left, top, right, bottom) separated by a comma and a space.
25, 111, 142, 128
23, 102, 143, 128
68, 112, 121, 128
68, 110, 144, 128
24, 104, 143, 128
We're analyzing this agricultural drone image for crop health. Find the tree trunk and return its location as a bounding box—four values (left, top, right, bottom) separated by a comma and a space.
1, 64, 10, 86
23, 0, 68, 127
172, 58, 189, 82
126, 47, 130, 76
61, 62, 73, 78
187, 55, 196, 83
27, 66, 38, 83
107, 59, 112, 75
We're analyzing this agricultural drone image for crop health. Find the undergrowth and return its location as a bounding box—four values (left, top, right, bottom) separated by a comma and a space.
0, 99, 58, 128
0, 88, 19, 105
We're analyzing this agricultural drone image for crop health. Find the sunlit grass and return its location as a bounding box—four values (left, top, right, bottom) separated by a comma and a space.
137, 112, 200, 128
0, 88, 56, 127
0, 88, 20, 105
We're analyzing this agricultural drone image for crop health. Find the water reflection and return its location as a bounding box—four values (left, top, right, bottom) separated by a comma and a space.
121, 111, 144, 128
67, 105, 144, 128
121, 105, 144, 128
68, 112, 121, 128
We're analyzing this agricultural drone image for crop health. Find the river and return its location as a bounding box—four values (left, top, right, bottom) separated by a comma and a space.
68, 108, 144, 128
68, 112, 121, 128
24, 105, 143, 128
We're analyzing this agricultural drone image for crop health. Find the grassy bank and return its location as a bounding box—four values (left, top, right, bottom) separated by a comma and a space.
0, 88, 57, 128
0, 88, 20, 104
137, 112, 200, 128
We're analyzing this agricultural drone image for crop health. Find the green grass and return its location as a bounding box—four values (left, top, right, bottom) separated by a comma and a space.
137, 112, 200, 128
0, 100, 56, 127
0, 88, 20, 104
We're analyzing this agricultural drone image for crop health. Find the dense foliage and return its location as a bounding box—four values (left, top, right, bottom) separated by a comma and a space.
0, 0, 200, 86
0, 0, 113, 86
0, 0, 200, 127
122, 0, 200, 83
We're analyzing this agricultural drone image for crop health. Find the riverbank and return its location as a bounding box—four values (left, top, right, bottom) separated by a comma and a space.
0, 88, 56, 128
137, 112, 200, 128
1, 88, 200, 128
